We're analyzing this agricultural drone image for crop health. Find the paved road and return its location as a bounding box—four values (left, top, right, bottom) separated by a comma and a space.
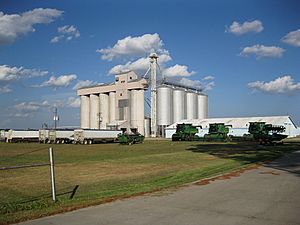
19, 151, 300, 225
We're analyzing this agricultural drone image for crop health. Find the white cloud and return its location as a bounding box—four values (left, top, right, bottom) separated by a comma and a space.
73, 80, 98, 90
0, 85, 12, 93
14, 102, 42, 112
202, 75, 214, 81
108, 53, 172, 75
248, 75, 300, 94
179, 77, 215, 91
0, 64, 48, 81
50, 35, 63, 43
240, 45, 285, 58
282, 29, 300, 47
226, 20, 263, 35
204, 81, 215, 91
163, 64, 195, 77
67, 97, 80, 108
39, 74, 77, 88
179, 77, 203, 89
0, 8, 63, 45
97, 33, 165, 61
51, 25, 80, 43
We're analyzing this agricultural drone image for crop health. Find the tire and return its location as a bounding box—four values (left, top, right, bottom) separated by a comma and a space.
84, 140, 88, 145
88, 140, 93, 145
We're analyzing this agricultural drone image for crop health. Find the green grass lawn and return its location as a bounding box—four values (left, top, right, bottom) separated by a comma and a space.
0, 139, 299, 224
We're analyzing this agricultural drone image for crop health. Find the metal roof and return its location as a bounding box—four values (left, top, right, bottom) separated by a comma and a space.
166, 116, 297, 129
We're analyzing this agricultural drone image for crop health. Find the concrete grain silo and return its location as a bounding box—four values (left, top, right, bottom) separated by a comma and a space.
80, 95, 90, 129
130, 89, 145, 135
99, 93, 109, 129
109, 92, 116, 123
89, 94, 100, 129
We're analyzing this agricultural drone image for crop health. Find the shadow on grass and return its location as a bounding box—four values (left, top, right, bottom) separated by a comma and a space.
186, 141, 300, 176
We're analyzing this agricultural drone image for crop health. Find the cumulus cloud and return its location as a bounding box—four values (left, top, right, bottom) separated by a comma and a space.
67, 97, 80, 107
178, 77, 215, 91
38, 74, 77, 88
163, 64, 195, 77
281, 29, 300, 47
179, 77, 203, 89
0, 8, 63, 45
97, 33, 165, 61
109, 53, 172, 75
226, 20, 263, 35
14, 100, 49, 112
0, 85, 12, 93
0, 64, 48, 81
51, 25, 80, 43
240, 44, 285, 58
248, 75, 300, 94
73, 80, 98, 90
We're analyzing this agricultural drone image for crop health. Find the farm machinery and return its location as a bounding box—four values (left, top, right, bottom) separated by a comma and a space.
118, 132, 145, 145
172, 123, 230, 142
171, 123, 200, 141
203, 123, 231, 142
172, 122, 288, 144
247, 122, 288, 144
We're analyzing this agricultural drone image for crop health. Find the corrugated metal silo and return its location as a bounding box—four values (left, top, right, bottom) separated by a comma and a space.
109, 92, 116, 123
89, 94, 100, 129
144, 117, 150, 137
157, 86, 173, 125
186, 92, 198, 119
80, 95, 90, 129
130, 89, 145, 135
197, 94, 208, 119
99, 93, 109, 129
173, 89, 185, 123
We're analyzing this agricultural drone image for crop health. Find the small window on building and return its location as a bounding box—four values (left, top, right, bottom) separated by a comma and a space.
121, 80, 125, 83
116, 77, 119, 82
120, 93, 123, 96
130, 76, 132, 80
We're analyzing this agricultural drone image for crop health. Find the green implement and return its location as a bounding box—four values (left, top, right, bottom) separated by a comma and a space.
202, 123, 231, 142
248, 122, 287, 144
118, 133, 145, 145
172, 123, 200, 141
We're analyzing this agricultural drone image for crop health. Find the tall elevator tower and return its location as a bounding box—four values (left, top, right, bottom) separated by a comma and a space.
149, 53, 158, 137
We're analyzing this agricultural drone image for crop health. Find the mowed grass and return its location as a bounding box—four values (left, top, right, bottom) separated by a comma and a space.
0, 139, 299, 224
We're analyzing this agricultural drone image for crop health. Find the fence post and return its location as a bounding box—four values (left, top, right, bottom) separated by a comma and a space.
49, 147, 56, 202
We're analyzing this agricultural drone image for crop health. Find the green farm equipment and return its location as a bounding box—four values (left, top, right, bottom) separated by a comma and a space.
248, 122, 287, 144
172, 123, 200, 141
118, 132, 145, 145
202, 123, 231, 142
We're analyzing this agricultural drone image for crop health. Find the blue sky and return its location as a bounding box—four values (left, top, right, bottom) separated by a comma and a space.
0, 0, 300, 129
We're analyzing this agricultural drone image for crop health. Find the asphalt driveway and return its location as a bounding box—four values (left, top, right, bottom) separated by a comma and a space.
18, 150, 300, 225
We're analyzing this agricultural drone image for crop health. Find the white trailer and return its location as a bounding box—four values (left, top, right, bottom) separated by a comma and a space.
0, 130, 6, 142
39, 129, 74, 144
74, 129, 122, 144
6, 130, 39, 142
49, 130, 74, 144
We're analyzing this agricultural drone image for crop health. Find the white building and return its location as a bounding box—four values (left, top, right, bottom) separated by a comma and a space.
165, 116, 300, 138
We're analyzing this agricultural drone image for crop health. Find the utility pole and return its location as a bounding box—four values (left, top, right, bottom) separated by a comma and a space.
53, 108, 59, 130
149, 53, 158, 137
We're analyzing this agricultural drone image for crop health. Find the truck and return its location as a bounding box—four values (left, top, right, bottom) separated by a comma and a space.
39, 129, 74, 144
73, 129, 122, 144
6, 129, 39, 143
